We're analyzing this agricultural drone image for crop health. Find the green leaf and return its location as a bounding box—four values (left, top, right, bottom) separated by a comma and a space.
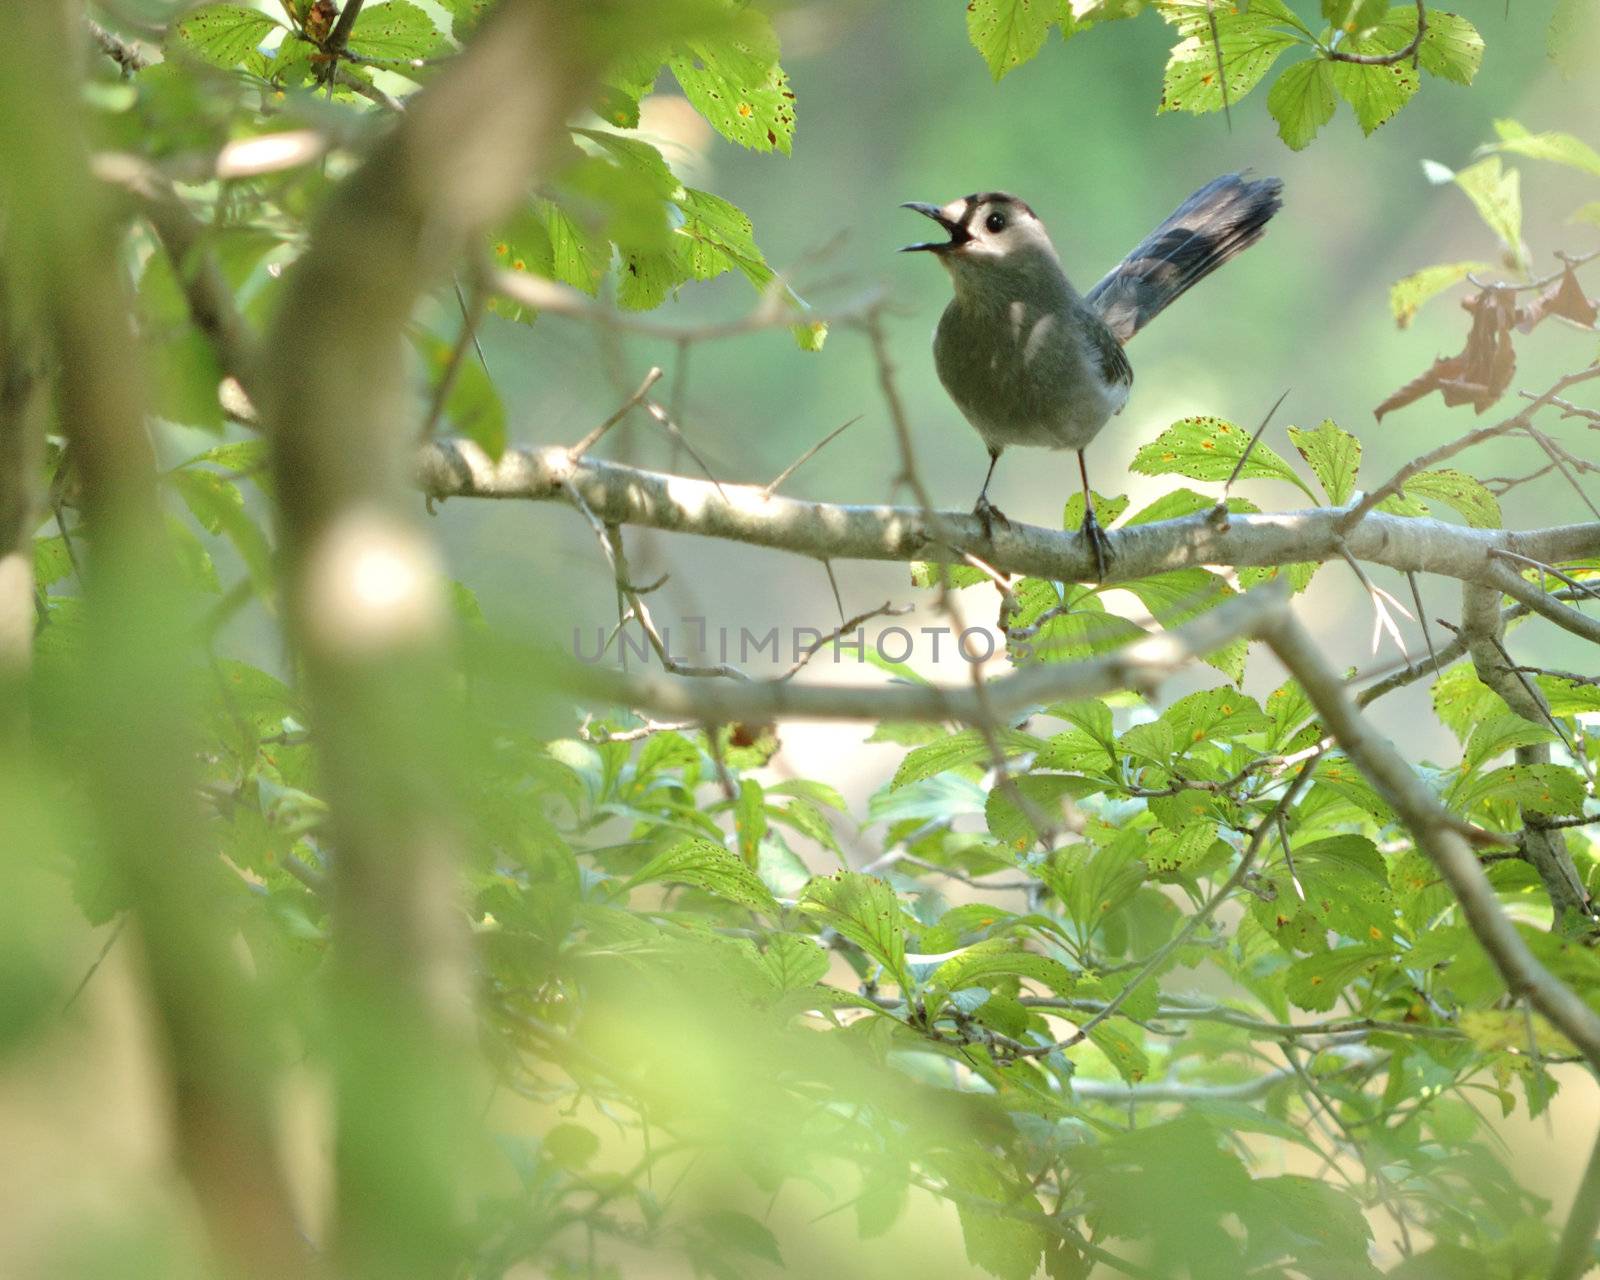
891, 728, 1036, 790
169, 467, 274, 591
930, 939, 1079, 997
1438, 157, 1524, 267
1157, 0, 1303, 115
1389, 261, 1489, 328
695, 1210, 784, 1266
543, 1122, 599, 1169
1286, 419, 1360, 505
1432, 662, 1503, 741
759, 934, 828, 994
347, 0, 443, 62
436, 0, 491, 39
1417, 10, 1483, 84
1144, 822, 1221, 874
626, 836, 780, 914
1062, 490, 1128, 531
1267, 57, 1337, 150
1456, 764, 1586, 817
1329, 9, 1422, 134
799, 872, 910, 986
1124, 488, 1259, 526
967, 0, 1059, 80
1403, 468, 1501, 528
166, 4, 282, 68
669, 8, 796, 153
1088, 1018, 1149, 1083
1285, 944, 1392, 1012
1484, 119, 1600, 176
1462, 714, 1556, 769
441, 344, 506, 458
1130, 416, 1316, 501
1322, 0, 1385, 32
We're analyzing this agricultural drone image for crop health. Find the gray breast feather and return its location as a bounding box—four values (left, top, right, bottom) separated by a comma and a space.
933, 293, 1128, 452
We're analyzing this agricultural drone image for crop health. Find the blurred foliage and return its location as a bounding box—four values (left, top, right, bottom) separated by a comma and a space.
6, 1, 1600, 1278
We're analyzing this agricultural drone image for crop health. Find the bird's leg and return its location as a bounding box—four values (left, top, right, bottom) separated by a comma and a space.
1077, 450, 1112, 582
973, 448, 1010, 538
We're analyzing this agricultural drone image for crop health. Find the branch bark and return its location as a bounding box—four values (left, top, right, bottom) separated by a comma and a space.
0, 7, 310, 1276
419, 441, 1600, 598
1258, 610, 1600, 1071
571, 579, 1290, 724
1460, 581, 1591, 922
254, 4, 602, 1274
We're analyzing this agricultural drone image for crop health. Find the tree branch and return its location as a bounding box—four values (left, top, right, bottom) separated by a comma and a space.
1257, 610, 1600, 1070
255, 3, 603, 1273
419, 440, 1600, 589
571, 579, 1290, 724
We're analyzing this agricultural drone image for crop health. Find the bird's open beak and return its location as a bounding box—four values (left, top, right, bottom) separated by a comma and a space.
900, 202, 965, 253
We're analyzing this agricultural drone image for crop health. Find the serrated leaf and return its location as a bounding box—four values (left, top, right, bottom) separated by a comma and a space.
799, 872, 910, 986
1130, 416, 1316, 500
1285, 944, 1392, 1011
347, 0, 442, 62
1286, 419, 1360, 505
1088, 1018, 1149, 1083
1460, 1009, 1577, 1057
626, 836, 780, 913
930, 939, 1079, 997
1418, 10, 1483, 83
167, 4, 282, 68
1457, 763, 1586, 816
1062, 490, 1129, 531
169, 467, 273, 591
1389, 261, 1489, 328
1124, 488, 1260, 526
669, 9, 796, 154
1329, 9, 1422, 134
760, 934, 828, 994
968, 0, 1059, 80
890, 728, 1036, 790
1432, 662, 1503, 741
1144, 822, 1219, 873
1157, 0, 1302, 115
1267, 57, 1337, 150
1462, 714, 1556, 769
1403, 468, 1500, 528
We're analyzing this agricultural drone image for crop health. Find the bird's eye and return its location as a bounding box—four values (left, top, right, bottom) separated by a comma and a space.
985, 211, 1007, 233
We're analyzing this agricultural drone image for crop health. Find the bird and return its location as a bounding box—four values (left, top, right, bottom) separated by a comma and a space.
901, 173, 1283, 579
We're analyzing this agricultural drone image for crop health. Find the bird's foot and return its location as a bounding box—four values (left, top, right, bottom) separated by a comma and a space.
973, 495, 1011, 540
1080, 507, 1113, 582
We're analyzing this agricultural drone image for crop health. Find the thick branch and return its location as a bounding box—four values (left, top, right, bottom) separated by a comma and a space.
1258, 611, 1600, 1070
1460, 582, 1591, 920
0, 7, 309, 1275
571, 579, 1289, 724
256, 3, 601, 1273
419, 440, 1600, 591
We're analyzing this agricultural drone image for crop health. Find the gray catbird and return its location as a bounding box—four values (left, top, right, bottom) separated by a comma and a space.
902, 174, 1283, 577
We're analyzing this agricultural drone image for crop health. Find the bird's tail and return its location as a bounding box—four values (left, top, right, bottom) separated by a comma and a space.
1086, 173, 1283, 344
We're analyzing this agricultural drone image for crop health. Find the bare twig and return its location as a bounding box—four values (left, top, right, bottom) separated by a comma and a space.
763, 415, 861, 497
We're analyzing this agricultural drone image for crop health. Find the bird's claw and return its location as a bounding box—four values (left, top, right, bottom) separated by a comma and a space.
1080, 507, 1113, 582
973, 496, 1011, 540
